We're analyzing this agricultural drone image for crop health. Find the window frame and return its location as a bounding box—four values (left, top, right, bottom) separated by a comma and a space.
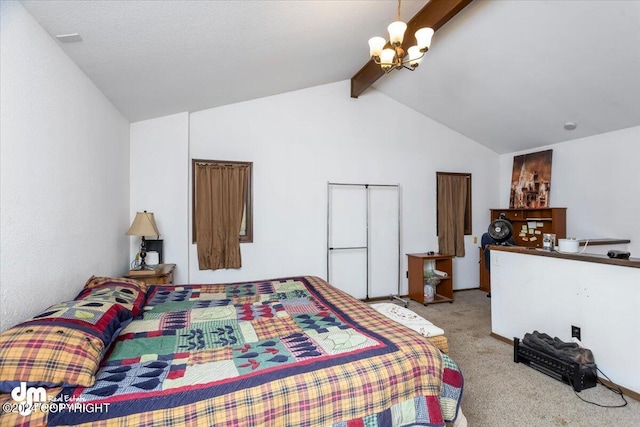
192, 159, 253, 243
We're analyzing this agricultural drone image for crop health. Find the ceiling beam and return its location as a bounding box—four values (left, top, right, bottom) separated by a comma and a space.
350, 0, 474, 98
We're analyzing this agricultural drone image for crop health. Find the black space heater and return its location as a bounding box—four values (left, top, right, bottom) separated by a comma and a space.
514, 337, 597, 392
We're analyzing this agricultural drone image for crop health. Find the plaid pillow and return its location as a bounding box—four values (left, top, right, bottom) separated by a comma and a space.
84, 275, 148, 293
0, 324, 104, 392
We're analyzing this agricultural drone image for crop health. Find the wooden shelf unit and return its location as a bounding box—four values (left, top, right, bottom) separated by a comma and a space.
407, 253, 454, 305
480, 207, 567, 292
490, 207, 566, 248
479, 247, 490, 293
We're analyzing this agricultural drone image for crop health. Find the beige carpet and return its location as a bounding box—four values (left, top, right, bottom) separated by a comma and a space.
399, 290, 640, 427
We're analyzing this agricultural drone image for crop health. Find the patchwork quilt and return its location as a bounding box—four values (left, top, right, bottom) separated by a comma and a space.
7, 276, 463, 426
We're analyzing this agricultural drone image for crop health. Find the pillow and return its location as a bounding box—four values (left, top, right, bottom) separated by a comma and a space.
84, 275, 148, 293
369, 303, 445, 337
0, 324, 104, 392
76, 283, 146, 317
26, 300, 133, 347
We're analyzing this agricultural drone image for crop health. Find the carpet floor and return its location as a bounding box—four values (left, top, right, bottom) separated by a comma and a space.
398, 290, 640, 427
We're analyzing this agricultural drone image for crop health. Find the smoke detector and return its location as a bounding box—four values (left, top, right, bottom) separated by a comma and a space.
55, 33, 82, 43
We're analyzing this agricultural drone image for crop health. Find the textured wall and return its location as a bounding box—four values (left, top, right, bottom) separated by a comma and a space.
491, 249, 640, 394
129, 113, 190, 283
0, 2, 130, 331
499, 126, 640, 255
130, 81, 500, 293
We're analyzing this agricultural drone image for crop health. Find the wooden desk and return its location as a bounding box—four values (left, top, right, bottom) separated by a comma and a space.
124, 263, 175, 285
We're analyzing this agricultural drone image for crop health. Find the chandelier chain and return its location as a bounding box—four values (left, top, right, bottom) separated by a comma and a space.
397, 0, 402, 21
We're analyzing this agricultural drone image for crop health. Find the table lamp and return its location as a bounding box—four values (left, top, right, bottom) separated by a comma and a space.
126, 211, 160, 270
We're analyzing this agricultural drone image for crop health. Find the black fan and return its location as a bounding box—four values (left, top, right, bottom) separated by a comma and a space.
487, 216, 514, 243
482, 214, 516, 298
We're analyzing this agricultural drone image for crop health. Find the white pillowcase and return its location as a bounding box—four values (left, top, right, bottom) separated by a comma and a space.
370, 303, 445, 337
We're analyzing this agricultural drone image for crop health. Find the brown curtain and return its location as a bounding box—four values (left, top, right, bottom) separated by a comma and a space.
437, 174, 467, 257
195, 163, 248, 270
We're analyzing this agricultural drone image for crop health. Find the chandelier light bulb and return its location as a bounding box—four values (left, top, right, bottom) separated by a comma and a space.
415, 27, 434, 50
368, 37, 386, 58
407, 46, 423, 67
387, 21, 407, 46
380, 48, 396, 69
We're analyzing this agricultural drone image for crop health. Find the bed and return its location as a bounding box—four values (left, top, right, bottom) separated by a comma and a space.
0, 275, 463, 426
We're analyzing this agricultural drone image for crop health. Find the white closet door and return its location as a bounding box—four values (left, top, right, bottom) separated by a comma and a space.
328, 251, 367, 299
369, 187, 400, 298
327, 186, 367, 299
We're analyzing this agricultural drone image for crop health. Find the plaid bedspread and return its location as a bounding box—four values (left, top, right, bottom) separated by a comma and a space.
4, 276, 463, 426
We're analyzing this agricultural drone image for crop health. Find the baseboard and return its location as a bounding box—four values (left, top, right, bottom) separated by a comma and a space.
597, 378, 640, 402
490, 332, 640, 401
361, 295, 408, 303
452, 288, 482, 293
490, 332, 513, 345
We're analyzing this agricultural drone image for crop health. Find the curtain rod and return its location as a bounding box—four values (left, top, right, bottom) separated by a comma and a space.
194, 162, 248, 167
328, 182, 399, 188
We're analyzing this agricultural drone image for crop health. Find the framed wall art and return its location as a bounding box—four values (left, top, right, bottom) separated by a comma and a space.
510, 149, 553, 208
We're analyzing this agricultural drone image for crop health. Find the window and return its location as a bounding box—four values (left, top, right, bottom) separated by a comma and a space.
192, 159, 253, 244
436, 172, 472, 235
436, 172, 471, 257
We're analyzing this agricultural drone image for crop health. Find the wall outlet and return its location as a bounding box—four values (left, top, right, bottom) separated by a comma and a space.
571, 325, 581, 341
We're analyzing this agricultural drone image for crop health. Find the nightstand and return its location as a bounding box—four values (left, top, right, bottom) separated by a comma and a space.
124, 263, 175, 285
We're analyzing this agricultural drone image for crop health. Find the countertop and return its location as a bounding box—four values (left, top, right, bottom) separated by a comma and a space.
489, 245, 640, 269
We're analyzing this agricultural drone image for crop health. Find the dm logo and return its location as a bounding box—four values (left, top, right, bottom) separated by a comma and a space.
11, 382, 46, 415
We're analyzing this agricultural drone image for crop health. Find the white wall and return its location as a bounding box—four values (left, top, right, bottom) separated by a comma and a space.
492, 128, 640, 392
131, 80, 499, 293
499, 126, 640, 255
129, 113, 189, 283
491, 249, 640, 394
0, 2, 130, 331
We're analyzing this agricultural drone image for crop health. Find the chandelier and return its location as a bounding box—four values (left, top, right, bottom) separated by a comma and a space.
368, 0, 434, 73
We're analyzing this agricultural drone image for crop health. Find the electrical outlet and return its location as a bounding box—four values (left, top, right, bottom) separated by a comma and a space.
571, 325, 581, 341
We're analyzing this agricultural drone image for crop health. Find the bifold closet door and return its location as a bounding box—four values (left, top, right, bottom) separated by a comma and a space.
327, 185, 367, 299
327, 184, 399, 299
369, 187, 400, 298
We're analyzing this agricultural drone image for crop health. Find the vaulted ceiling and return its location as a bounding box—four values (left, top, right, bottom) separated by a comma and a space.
19, 0, 640, 154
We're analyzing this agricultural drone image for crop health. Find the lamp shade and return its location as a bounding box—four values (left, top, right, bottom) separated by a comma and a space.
387, 21, 407, 45
126, 211, 160, 237
380, 48, 396, 69
368, 36, 386, 57
415, 27, 434, 50
407, 46, 423, 66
